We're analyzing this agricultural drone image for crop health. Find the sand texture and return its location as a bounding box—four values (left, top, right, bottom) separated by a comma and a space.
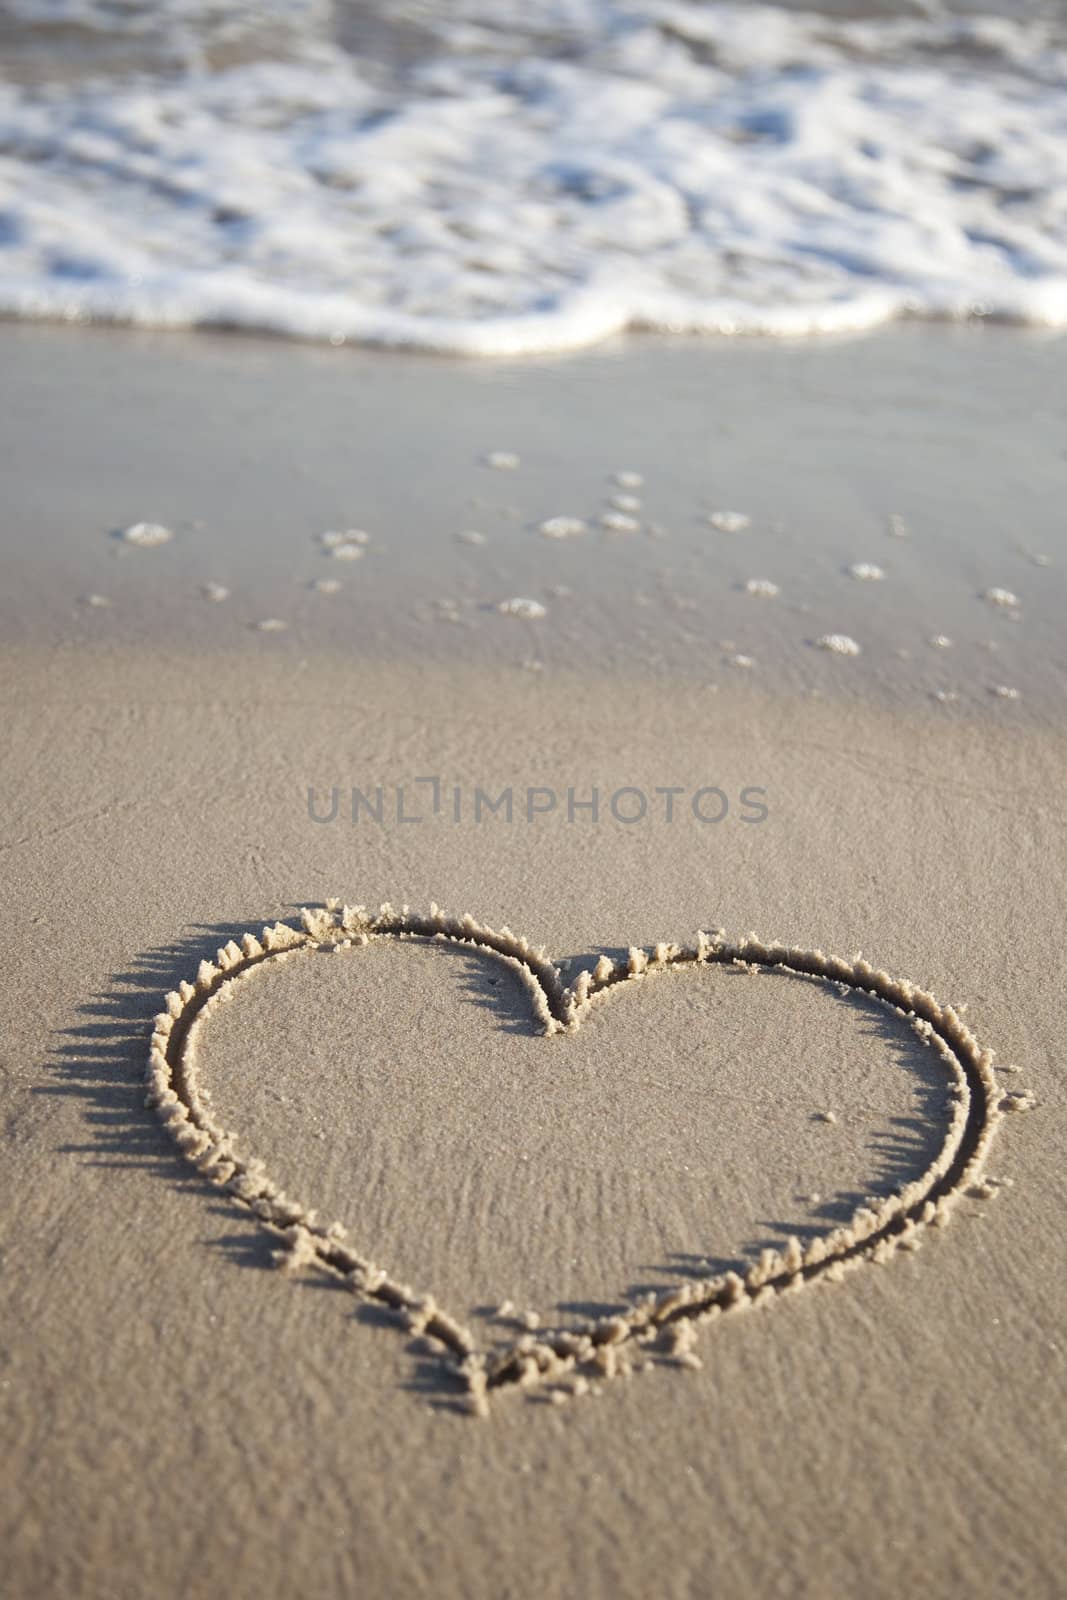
2, 645, 1064, 1599
1, 326, 1065, 1599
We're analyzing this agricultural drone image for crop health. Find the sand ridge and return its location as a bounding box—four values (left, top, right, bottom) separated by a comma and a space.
143, 899, 1021, 1415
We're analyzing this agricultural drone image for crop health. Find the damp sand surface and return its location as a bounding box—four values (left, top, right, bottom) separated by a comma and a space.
1, 321, 1064, 719
1, 324, 1066, 1600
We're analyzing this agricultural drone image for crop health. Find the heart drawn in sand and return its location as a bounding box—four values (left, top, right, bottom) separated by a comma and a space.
147, 901, 1008, 1415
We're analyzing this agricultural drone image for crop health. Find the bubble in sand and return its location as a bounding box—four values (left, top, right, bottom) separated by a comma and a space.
991, 684, 1021, 700
84, 592, 110, 607
539, 517, 586, 540
929, 634, 953, 649
847, 562, 885, 581
933, 689, 959, 703
200, 582, 229, 602
983, 587, 1020, 609
121, 521, 172, 547
1030, 553, 1051, 568
456, 529, 488, 546
614, 471, 644, 489
609, 494, 641, 513
330, 542, 364, 561
312, 577, 341, 594
485, 451, 520, 471
744, 578, 780, 598
601, 511, 640, 533
498, 597, 546, 620
887, 514, 910, 538
254, 618, 288, 632
319, 529, 369, 553
727, 652, 755, 669
708, 510, 750, 533
817, 633, 861, 656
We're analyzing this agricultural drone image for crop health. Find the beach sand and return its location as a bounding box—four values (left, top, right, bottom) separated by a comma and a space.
1, 325, 1064, 1599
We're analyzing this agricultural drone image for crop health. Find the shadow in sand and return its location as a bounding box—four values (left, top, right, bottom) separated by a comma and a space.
43, 919, 550, 1411
46, 921, 252, 1178
410, 937, 540, 1036
47, 920, 955, 1407
571, 971, 952, 1306
744, 986, 949, 1256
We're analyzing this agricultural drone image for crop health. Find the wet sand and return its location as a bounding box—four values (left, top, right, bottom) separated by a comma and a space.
1, 321, 1063, 715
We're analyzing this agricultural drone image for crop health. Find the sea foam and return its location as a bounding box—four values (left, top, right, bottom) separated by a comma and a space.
2, 1, 1067, 353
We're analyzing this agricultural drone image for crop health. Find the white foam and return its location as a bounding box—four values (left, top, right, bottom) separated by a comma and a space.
3, 4, 1067, 354
539, 516, 586, 539
498, 596, 547, 619
319, 529, 369, 555
817, 633, 861, 656
121, 521, 173, 548
708, 511, 751, 534
318, 530, 369, 562
847, 562, 885, 582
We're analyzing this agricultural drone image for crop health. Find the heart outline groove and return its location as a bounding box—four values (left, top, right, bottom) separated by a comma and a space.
146, 900, 1009, 1415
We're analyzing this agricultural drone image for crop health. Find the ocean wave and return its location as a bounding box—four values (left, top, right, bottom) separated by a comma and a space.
2, 2, 1066, 353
